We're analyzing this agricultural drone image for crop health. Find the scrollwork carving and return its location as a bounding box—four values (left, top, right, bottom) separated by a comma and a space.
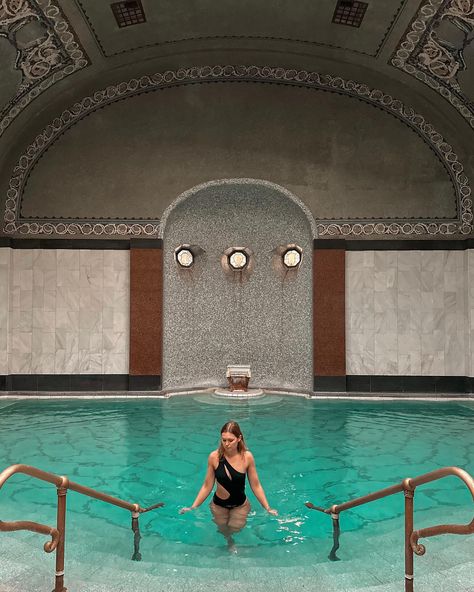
3, 65, 471, 237
392, 0, 474, 128
0, 0, 89, 136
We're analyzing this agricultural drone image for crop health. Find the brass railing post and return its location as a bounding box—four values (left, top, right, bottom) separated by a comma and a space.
0, 463, 164, 588
403, 480, 415, 592
54, 477, 69, 592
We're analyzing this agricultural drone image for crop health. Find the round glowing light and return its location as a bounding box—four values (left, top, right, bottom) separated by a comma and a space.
176, 248, 194, 268
283, 248, 301, 268
229, 250, 248, 270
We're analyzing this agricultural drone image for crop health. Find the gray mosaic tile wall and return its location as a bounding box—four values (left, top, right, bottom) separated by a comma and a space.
163, 182, 313, 391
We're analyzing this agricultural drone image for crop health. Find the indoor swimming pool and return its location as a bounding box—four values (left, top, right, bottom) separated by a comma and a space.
0, 395, 473, 592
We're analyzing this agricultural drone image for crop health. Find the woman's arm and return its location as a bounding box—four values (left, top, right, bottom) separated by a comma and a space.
246, 452, 278, 515
179, 452, 216, 513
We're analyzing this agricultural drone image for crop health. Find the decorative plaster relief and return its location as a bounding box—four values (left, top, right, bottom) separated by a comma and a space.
0, 0, 89, 136
3, 65, 472, 237
392, 0, 474, 129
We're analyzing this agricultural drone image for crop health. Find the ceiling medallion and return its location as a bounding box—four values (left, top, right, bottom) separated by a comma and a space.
0, 0, 89, 137
391, 0, 474, 130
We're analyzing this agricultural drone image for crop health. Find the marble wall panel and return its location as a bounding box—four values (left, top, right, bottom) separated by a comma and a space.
0, 248, 11, 373
468, 250, 474, 378
346, 250, 468, 376
7, 249, 130, 375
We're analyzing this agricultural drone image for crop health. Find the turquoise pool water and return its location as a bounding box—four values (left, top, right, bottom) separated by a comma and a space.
0, 396, 473, 592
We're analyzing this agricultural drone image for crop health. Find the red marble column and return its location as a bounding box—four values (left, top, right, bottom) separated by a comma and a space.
313, 247, 346, 390
129, 246, 162, 388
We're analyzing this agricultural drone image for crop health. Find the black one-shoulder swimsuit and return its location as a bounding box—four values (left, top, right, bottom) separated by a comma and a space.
213, 457, 247, 509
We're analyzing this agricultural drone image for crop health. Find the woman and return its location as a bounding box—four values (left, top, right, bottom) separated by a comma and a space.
180, 421, 277, 550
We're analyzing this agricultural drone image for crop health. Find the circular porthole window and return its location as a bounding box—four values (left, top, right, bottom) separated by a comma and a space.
283, 246, 302, 268
175, 246, 194, 268
228, 250, 248, 270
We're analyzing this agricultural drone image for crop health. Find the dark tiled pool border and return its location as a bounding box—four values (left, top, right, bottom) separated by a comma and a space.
0, 374, 161, 392
315, 375, 474, 394
0, 374, 473, 395
1, 238, 474, 250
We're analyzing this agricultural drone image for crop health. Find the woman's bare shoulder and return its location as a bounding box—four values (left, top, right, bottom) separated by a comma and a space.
208, 450, 219, 463
244, 450, 255, 462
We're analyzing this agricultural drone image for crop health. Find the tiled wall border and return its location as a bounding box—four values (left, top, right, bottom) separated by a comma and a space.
0, 374, 160, 392
315, 375, 474, 394
0, 374, 471, 394
1, 238, 474, 250
0, 238, 161, 249
314, 239, 474, 250
3, 65, 471, 237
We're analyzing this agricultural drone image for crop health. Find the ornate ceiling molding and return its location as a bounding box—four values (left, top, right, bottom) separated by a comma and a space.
0, 0, 89, 136
3, 64, 472, 237
391, 0, 474, 129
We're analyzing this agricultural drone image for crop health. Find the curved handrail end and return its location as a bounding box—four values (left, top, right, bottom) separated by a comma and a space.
0, 520, 60, 553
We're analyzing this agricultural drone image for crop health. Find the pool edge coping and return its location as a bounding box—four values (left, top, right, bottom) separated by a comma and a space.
0, 389, 473, 401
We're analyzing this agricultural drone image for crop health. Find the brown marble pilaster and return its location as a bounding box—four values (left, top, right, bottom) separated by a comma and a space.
129, 246, 162, 378
313, 247, 346, 388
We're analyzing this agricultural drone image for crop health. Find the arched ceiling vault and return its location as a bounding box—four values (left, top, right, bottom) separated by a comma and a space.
0, 0, 473, 237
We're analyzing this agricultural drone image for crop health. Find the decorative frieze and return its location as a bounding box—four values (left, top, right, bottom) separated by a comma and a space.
3, 65, 472, 237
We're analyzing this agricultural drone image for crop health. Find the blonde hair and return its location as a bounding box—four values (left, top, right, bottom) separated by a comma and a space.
218, 421, 247, 459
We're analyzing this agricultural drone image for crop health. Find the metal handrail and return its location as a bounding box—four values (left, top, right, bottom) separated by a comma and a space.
0, 520, 60, 553
0, 463, 164, 592
305, 466, 474, 592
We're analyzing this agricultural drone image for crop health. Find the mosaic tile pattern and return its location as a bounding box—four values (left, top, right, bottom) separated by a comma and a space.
346, 250, 470, 376
163, 181, 313, 391
6, 248, 129, 374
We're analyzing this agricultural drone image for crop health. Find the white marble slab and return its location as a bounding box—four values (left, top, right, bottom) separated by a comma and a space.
347, 250, 471, 377
6, 249, 130, 375
0, 249, 10, 374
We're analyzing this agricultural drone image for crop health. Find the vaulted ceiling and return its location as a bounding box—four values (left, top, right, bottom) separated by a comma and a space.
0, 0, 473, 237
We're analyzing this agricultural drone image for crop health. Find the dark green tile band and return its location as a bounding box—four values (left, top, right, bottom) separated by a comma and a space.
0, 238, 163, 249
314, 239, 474, 251
314, 375, 473, 393
1, 375, 471, 394
0, 375, 161, 392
